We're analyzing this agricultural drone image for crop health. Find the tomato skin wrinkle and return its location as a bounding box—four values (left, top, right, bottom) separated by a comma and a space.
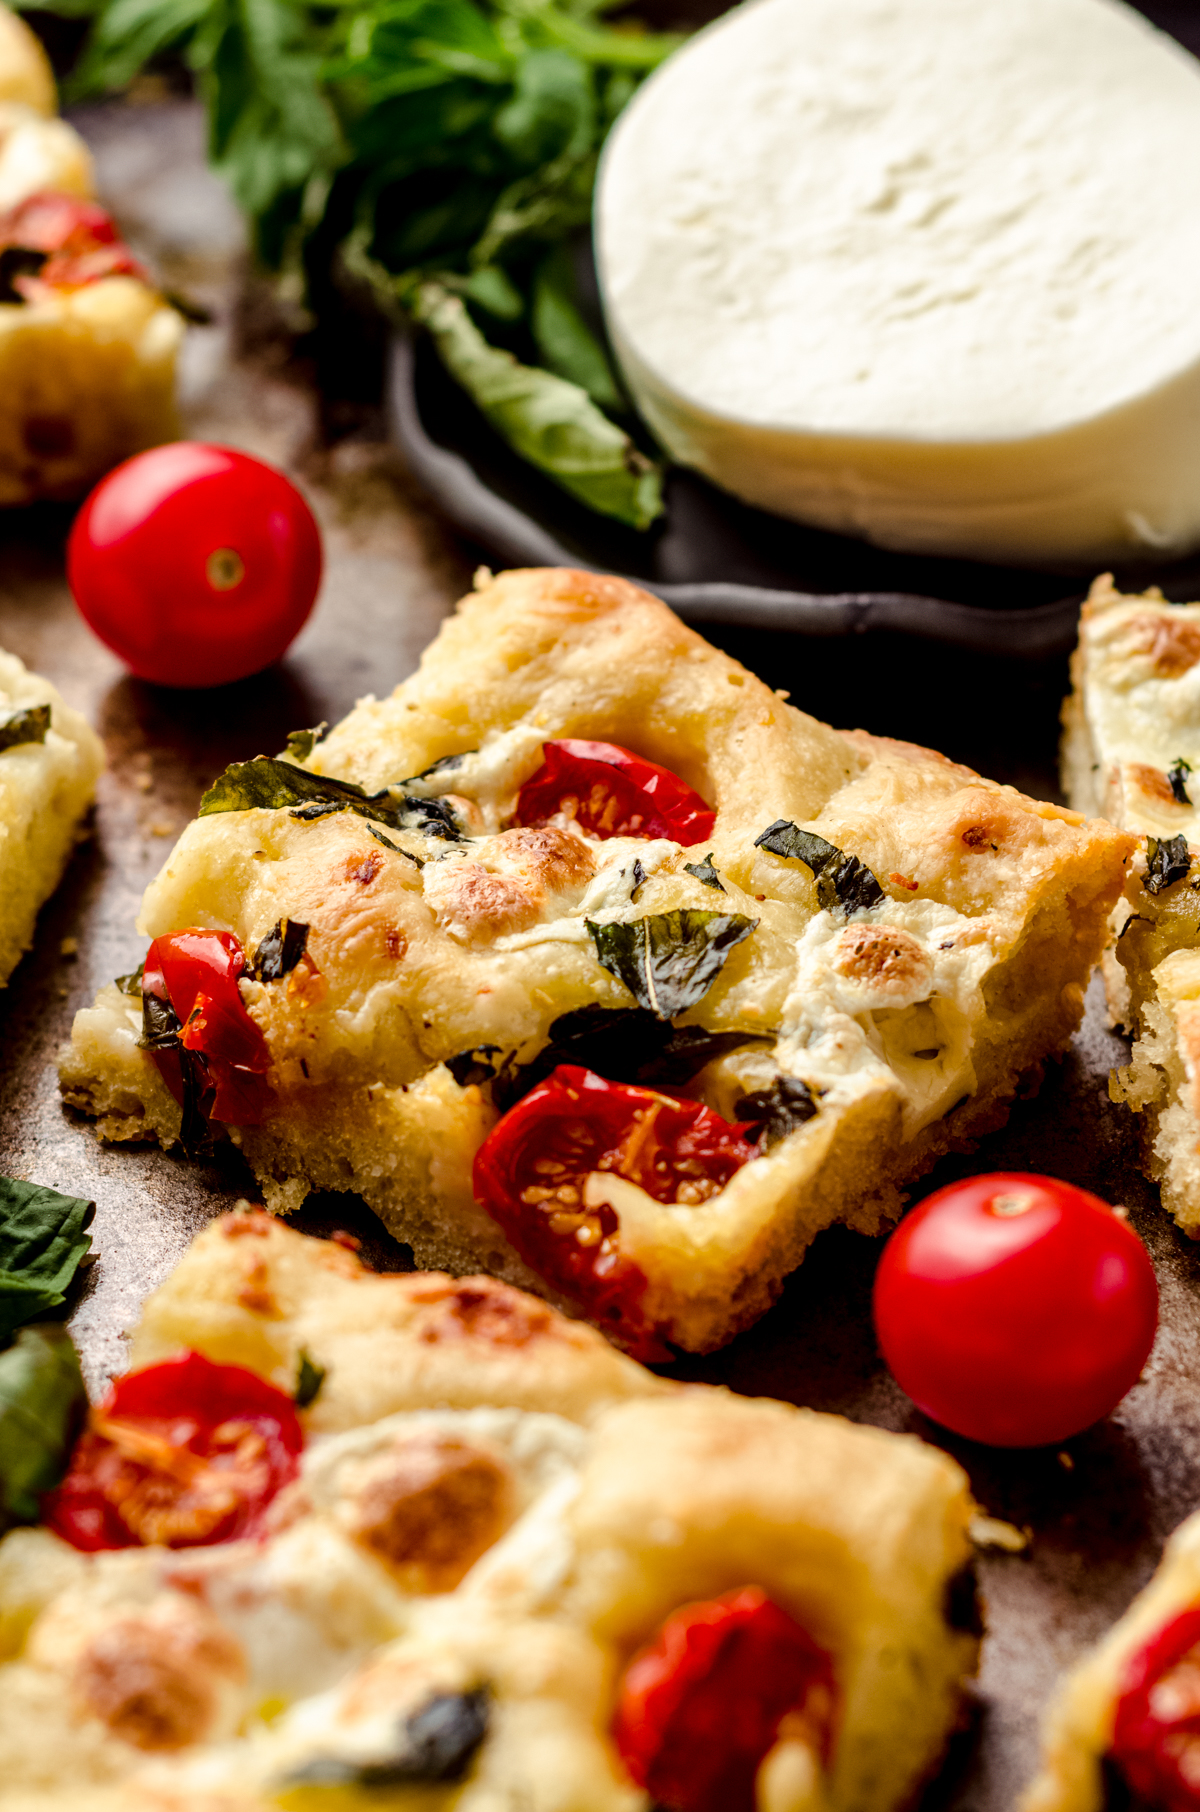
1111, 1607, 1200, 1808
43, 1351, 303, 1552
67, 443, 322, 688
612, 1586, 837, 1812
472, 1063, 754, 1360
145, 928, 272, 1127
872, 1171, 1159, 1448
514, 740, 715, 845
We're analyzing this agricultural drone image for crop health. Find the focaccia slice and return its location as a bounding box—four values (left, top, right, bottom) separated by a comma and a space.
61, 567, 1132, 1354
0, 1214, 979, 1812
1022, 1509, 1200, 1811
0, 646, 104, 987
1062, 574, 1200, 1234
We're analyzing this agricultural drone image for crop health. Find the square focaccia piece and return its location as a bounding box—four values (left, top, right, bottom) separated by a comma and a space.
1062, 574, 1200, 1234
0, 1215, 978, 1812
0, 646, 104, 987
61, 567, 1132, 1355
1022, 1509, 1200, 1812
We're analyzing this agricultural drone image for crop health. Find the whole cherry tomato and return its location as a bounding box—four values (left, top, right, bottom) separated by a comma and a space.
0, 192, 146, 297
612, 1586, 836, 1812
1110, 1607, 1200, 1808
472, 1064, 754, 1359
143, 929, 272, 1128
514, 740, 715, 844
873, 1172, 1158, 1447
43, 1351, 303, 1551
68, 442, 322, 687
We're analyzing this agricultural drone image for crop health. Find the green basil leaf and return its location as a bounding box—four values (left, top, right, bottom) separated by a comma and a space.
530, 246, 622, 411
586, 911, 756, 1020
0, 1178, 95, 1343
447, 1043, 505, 1089
413, 281, 663, 529
754, 819, 885, 917
1146, 834, 1192, 895
683, 853, 725, 893
734, 1076, 820, 1151
284, 723, 328, 762
199, 757, 464, 842
0, 703, 50, 753
114, 962, 145, 996
253, 918, 310, 981
478, 1005, 762, 1110
294, 1347, 326, 1408
281, 1690, 491, 1789
1169, 759, 1193, 806
0, 1325, 87, 1528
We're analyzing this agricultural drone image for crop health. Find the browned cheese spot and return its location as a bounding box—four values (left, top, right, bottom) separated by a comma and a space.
417, 1278, 556, 1348
236, 1254, 279, 1317
221, 1211, 273, 1240
435, 865, 541, 938
345, 850, 384, 887
960, 823, 995, 850
495, 825, 596, 890
383, 925, 407, 960
1129, 763, 1182, 807
349, 1432, 515, 1592
1124, 613, 1200, 680
833, 924, 932, 995
72, 1610, 245, 1751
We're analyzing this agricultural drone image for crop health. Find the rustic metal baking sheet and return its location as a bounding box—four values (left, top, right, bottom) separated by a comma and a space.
3, 94, 1200, 1812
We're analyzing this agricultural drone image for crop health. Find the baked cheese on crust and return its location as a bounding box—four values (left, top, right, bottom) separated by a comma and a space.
1062, 575, 1200, 1234
0, 646, 104, 987
0, 1211, 979, 1812
61, 567, 1133, 1352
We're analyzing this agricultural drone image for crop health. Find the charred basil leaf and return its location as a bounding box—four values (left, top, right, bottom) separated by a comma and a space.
684, 853, 725, 892
586, 911, 757, 1020
0, 702, 50, 753
630, 859, 647, 899
253, 918, 309, 982
735, 1076, 820, 1149
294, 1347, 326, 1408
1169, 759, 1194, 806
0, 1324, 87, 1530
283, 1689, 490, 1788
401, 750, 476, 797
199, 758, 465, 842
0, 1178, 95, 1342
754, 819, 885, 917
114, 962, 145, 996
485, 1005, 763, 1111
0, 245, 47, 305
1116, 913, 1150, 943
283, 722, 328, 762
1145, 834, 1192, 894
447, 1044, 504, 1089
137, 991, 215, 1157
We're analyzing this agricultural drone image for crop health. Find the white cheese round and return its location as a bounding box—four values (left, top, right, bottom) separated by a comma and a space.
595, 0, 1200, 566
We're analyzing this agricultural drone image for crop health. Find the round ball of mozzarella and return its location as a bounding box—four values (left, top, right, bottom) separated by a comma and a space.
596, 0, 1200, 567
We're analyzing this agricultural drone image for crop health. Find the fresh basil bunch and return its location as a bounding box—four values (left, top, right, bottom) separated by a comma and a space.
33, 0, 683, 526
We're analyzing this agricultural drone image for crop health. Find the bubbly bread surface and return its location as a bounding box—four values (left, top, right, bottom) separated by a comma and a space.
1062, 576, 1200, 1233
0, 646, 104, 987
597, 0, 1200, 564
0, 1210, 980, 1812
61, 567, 1132, 1351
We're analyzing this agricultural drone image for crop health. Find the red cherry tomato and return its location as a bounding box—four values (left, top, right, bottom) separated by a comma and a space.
144, 929, 272, 1127
1110, 1607, 1200, 1808
612, 1586, 837, 1812
514, 740, 715, 844
472, 1064, 754, 1359
0, 192, 146, 297
43, 1351, 303, 1551
67, 442, 322, 687
873, 1172, 1158, 1447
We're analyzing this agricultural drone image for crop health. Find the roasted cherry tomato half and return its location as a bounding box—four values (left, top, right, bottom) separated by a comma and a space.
43, 1350, 303, 1551
144, 928, 272, 1128
472, 1064, 754, 1360
873, 1172, 1158, 1447
0, 192, 146, 297
612, 1586, 837, 1812
1110, 1606, 1200, 1808
514, 740, 715, 844
68, 442, 322, 688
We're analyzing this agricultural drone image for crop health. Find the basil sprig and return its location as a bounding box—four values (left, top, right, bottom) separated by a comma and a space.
586, 910, 757, 1020
0, 1178, 95, 1344
755, 821, 885, 917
